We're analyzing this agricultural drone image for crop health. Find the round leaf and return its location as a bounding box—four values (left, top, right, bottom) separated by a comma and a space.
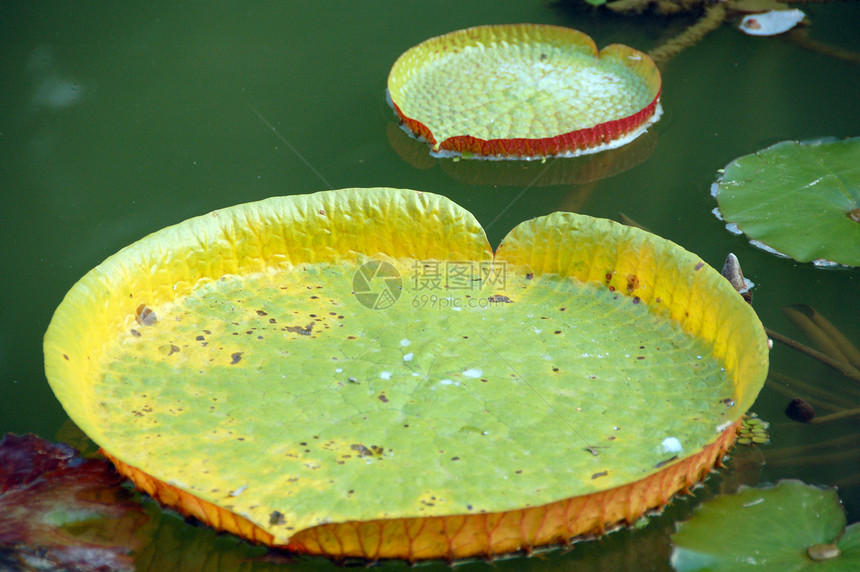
387, 24, 662, 159
671, 480, 860, 571
713, 137, 860, 267
44, 188, 768, 560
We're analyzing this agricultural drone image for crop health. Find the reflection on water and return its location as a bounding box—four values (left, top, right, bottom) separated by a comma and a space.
27, 45, 90, 110
388, 116, 660, 187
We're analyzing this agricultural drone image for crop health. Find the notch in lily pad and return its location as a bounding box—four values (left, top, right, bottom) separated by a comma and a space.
387, 24, 662, 160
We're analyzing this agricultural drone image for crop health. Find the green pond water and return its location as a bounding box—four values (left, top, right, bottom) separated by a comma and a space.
1, 1, 859, 570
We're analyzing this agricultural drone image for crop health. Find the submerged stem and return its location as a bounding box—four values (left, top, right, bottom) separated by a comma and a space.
813, 407, 860, 424
766, 446, 860, 467
649, 3, 726, 64
767, 371, 850, 412
766, 327, 860, 383
766, 432, 860, 458
786, 28, 860, 65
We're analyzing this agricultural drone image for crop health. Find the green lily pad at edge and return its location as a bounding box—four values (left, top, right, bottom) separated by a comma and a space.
671, 479, 860, 571
712, 137, 860, 267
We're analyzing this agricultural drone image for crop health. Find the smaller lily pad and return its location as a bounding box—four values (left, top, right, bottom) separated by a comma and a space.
387, 24, 662, 160
671, 480, 860, 571
712, 137, 860, 267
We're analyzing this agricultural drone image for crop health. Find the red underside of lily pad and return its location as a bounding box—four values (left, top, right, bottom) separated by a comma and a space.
391, 92, 662, 158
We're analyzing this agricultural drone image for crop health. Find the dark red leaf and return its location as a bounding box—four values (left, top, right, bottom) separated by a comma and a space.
0, 433, 148, 572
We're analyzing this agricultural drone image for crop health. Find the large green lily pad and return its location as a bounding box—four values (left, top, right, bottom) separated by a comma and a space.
44, 188, 768, 560
712, 137, 860, 267
671, 480, 860, 571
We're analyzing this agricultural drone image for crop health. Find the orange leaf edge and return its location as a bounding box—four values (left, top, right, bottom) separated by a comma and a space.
101, 419, 739, 562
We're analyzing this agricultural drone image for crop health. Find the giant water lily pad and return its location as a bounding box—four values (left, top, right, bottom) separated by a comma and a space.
387, 24, 662, 160
671, 480, 860, 570
44, 188, 767, 561
712, 137, 860, 267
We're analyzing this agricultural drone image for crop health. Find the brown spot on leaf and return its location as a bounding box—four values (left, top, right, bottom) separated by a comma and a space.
695, 262, 705, 271
286, 322, 314, 336
591, 471, 608, 479
849, 208, 860, 223
654, 455, 678, 468
230, 352, 242, 365
744, 17, 761, 30
135, 304, 156, 326
351, 444, 373, 457
626, 274, 639, 292
487, 295, 512, 303
269, 511, 286, 525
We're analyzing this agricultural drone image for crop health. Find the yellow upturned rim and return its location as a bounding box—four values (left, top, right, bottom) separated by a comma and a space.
45, 188, 768, 560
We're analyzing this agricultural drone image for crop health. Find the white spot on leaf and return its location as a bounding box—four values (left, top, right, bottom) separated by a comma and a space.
661, 437, 683, 454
